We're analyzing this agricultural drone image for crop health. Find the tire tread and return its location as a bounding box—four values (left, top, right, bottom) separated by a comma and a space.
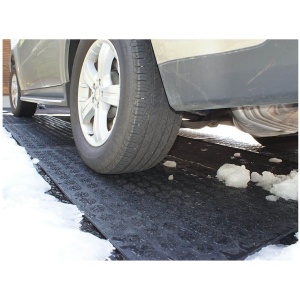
105, 40, 181, 173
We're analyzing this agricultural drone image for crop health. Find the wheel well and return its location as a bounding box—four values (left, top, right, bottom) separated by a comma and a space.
68, 40, 80, 80
65, 40, 80, 106
10, 54, 15, 70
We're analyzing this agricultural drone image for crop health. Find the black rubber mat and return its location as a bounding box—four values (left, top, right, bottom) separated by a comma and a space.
3, 114, 298, 260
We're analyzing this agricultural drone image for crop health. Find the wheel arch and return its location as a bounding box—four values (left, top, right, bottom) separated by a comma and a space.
10, 52, 15, 70
64, 39, 80, 106
67, 40, 81, 80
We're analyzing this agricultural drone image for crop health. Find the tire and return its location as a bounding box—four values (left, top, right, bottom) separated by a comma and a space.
70, 40, 181, 174
9, 67, 37, 117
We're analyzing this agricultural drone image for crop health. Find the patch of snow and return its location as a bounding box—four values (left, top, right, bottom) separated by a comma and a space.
251, 170, 298, 200
265, 195, 278, 201
246, 233, 299, 260
163, 160, 177, 168
216, 164, 250, 188
269, 157, 282, 163
234, 153, 241, 157
1, 127, 114, 260
31, 158, 39, 164
168, 175, 174, 180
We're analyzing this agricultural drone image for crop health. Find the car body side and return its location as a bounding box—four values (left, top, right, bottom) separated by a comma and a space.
11, 39, 298, 112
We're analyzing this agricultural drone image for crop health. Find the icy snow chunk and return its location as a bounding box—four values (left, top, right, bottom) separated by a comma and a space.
251, 170, 298, 200
269, 157, 282, 163
234, 153, 241, 157
168, 175, 174, 180
270, 171, 298, 200
216, 164, 250, 188
32, 158, 39, 164
251, 171, 282, 191
163, 160, 176, 168
266, 195, 278, 201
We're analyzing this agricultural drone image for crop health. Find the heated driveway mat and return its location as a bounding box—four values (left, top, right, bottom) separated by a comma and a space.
3, 115, 298, 260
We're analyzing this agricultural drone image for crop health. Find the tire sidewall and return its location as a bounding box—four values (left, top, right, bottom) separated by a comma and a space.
70, 40, 137, 171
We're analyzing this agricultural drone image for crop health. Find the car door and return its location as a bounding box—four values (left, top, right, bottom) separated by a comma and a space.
35, 40, 68, 88
15, 39, 42, 90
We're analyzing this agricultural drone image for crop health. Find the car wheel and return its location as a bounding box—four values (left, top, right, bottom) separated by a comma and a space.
70, 40, 181, 174
9, 67, 37, 117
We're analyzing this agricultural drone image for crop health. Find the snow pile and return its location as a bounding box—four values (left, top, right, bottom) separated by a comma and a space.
251, 171, 282, 191
216, 164, 250, 188
163, 160, 177, 168
216, 162, 298, 201
246, 233, 299, 260
269, 157, 282, 163
1, 128, 114, 260
251, 170, 298, 200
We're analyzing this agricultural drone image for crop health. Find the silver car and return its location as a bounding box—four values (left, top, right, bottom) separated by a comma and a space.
9, 39, 298, 174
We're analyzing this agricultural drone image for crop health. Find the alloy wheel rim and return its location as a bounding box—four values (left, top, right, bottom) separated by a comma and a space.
78, 40, 120, 147
11, 74, 19, 108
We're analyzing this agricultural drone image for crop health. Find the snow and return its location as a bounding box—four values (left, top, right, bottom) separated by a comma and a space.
168, 175, 174, 180
163, 160, 177, 168
216, 164, 250, 188
251, 171, 281, 190
234, 152, 241, 157
251, 170, 298, 200
1, 127, 114, 260
31, 157, 39, 164
216, 162, 298, 201
246, 233, 299, 260
269, 157, 282, 163
265, 195, 278, 201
